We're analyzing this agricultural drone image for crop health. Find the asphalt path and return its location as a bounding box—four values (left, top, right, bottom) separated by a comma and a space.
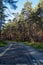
0, 42, 43, 65
0, 43, 33, 65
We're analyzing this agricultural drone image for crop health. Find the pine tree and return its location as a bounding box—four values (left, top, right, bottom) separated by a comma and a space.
0, 0, 18, 40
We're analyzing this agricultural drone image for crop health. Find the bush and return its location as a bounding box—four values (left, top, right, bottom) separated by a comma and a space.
0, 40, 7, 47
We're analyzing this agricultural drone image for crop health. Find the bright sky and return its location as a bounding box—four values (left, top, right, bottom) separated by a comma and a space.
5, 0, 40, 22
15, 0, 40, 13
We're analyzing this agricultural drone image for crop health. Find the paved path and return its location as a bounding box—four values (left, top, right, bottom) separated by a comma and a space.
26, 45, 43, 65
0, 42, 43, 65
0, 43, 33, 65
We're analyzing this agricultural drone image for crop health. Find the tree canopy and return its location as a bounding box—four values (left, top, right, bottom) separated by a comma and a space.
0, 0, 18, 40
1, 0, 43, 43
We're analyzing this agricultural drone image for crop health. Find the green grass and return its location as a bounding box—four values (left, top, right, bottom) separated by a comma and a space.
31, 43, 43, 50
0, 40, 7, 47
18, 41, 43, 50
3, 40, 43, 50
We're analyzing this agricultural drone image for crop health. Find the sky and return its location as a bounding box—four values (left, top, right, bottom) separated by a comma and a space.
5, 0, 40, 22
15, 0, 40, 13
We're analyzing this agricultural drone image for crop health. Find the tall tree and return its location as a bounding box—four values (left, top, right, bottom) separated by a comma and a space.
0, 0, 5, 40
0, 0, 18, 40
18, 0, 33, 42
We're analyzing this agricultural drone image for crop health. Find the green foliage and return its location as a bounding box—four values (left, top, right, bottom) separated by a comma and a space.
0, 0, 18, 40
0, 40, 7, 47
2, 0, 43, 43
18, 42, 43, 50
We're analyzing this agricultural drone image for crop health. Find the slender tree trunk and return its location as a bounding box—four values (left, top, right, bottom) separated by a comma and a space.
28, 26, 34, 43
0, 29, 1, 40
29, 35, 35, 43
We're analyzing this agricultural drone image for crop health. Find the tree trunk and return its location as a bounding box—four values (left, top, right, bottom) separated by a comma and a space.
29, 29, 35, 43
0, 29, 2, 40
29, 35, 35, 43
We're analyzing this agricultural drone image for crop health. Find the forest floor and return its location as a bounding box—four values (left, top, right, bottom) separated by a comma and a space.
0, 40, 43, 50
